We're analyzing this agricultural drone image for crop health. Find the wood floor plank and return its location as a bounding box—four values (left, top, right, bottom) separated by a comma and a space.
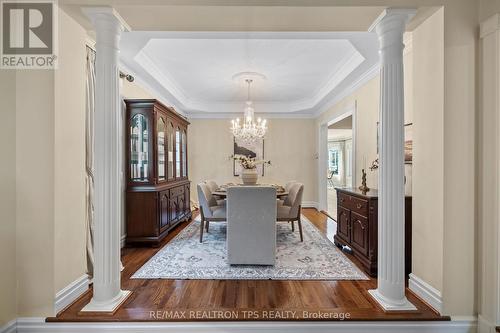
47, 208, 449, 322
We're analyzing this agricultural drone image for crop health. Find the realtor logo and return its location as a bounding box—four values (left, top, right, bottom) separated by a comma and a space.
1, 0, 57, 69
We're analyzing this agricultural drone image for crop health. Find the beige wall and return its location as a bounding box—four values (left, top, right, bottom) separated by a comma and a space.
316, 8, 447, 301
411, 8, 444, 293
121, 79, 155, 99
188, 118, 317, 205
441, 0, 477, 316
16, 70, 56, 317
54, 9, 88, 293
479, 0, 500, 22
0, 71, 17, 326
316, 41, 413, 194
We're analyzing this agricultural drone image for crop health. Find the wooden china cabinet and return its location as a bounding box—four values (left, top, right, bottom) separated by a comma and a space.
125, 99, 191, 246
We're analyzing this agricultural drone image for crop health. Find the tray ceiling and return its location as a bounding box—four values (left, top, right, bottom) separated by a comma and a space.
120, 31, 380, 117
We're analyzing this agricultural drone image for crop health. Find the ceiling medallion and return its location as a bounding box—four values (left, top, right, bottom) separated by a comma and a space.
230, 74, 268, 144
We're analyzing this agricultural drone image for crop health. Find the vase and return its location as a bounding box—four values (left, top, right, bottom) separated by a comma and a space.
241, 168, 258, 185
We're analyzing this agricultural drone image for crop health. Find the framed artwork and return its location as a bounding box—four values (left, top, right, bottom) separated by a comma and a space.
233, 137, 265, 176
404, 123, 413, 164
377, 122, 413, 164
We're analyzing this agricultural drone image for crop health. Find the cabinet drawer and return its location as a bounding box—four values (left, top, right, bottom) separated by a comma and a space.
337, 192, 351, 208
350, 196, 368, 216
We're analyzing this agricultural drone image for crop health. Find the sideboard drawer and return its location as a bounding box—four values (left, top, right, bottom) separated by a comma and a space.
350, 196, 368, 217
337, 192, 351, 208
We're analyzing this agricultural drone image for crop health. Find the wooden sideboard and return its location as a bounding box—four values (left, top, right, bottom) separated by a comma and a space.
125, 99, 192, 246
333, 188, 412, 277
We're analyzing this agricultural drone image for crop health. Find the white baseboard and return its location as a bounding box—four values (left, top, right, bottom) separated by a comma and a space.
54, 274, 90, 315
0, 319, 16, 333
408, 273, 443, 314
302, 201, 319, 209
121, 234, 127, 248
478, 314, 497, 333
13, 317, 477, 333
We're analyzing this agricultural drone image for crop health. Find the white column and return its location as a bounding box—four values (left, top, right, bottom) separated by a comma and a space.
368, 8, 417, 312
82, 7, 131, 312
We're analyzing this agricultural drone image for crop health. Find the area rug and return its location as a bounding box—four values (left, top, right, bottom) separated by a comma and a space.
131, 216, 368, 280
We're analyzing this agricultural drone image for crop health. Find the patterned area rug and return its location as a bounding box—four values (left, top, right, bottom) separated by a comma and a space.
132, 216, 368, 280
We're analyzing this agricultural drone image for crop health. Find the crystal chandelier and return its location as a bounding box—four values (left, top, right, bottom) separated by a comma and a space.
230, 79, 267, 144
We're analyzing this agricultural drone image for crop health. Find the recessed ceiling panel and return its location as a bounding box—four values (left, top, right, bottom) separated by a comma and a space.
139, 38, 361, 104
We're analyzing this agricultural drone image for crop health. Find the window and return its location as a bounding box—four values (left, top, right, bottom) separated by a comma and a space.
329, 149, 339, 175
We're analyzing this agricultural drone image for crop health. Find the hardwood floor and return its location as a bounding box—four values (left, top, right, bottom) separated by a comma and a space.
48, 208, 448, 322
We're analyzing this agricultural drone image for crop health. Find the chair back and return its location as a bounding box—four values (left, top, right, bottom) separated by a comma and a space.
205, 180, 219, 193
284, 181, 296, 192
289, 183, 304, 218
226, 186, 277, 265
284, 182, 300, 206
197, 183, 216, 217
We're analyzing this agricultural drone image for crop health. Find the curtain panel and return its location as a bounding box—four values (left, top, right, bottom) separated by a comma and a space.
85, 45, 96, 277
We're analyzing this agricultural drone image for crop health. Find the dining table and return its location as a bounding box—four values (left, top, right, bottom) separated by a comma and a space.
212, 184, 288, 198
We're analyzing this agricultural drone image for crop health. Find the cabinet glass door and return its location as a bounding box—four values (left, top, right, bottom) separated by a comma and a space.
182, 129, 187, 177
175, 127, 181, 178
167, 122, 174, 180
157, 117, 166, 181
130, 114, 149, 182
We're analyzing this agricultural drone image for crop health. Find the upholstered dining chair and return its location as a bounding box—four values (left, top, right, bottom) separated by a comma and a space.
277, 183, 304, 242
197, 183, 226, 243
204, 180, 225, 206
277, 180, 297, 206
227, 186, 277, 265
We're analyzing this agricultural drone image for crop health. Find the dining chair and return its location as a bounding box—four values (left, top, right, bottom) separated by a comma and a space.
204, 180, 226, 206
327, 170, 334, 188
197, 183, 226, 243
277, 180, 296, 206
205, 180, 219, 192
227, 186, 277, 265
277, 183, 304, 242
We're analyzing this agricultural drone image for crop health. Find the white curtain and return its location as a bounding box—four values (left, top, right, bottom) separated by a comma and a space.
85, 45, 96, 277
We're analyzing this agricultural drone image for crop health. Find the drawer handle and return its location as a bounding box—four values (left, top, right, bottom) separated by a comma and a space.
356, 203, 363, 209
340, 198, 345, 202
356, 220, 365, 230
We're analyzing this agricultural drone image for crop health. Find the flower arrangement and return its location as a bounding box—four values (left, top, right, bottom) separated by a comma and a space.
232, 154, 271, 170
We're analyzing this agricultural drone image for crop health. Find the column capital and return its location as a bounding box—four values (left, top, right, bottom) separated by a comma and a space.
82, 7, 131, 33
369, 8, 416, 33
370, 8, 416, 64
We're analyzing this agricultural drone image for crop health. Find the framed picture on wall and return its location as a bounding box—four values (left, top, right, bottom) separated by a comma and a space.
233, 137, 265, 176
376, 122, 413, 164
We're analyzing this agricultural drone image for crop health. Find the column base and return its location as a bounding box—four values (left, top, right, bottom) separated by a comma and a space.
81, 290, 131, 313
368, 289, 417, 312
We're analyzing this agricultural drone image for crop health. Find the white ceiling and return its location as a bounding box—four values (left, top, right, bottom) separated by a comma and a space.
120, 31, 380, 117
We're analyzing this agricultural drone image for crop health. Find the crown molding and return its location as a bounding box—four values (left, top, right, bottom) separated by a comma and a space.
312, 62, 380, 118
122, 31, 379, 118
188, 112, 315, 120
291, 50, 365, 111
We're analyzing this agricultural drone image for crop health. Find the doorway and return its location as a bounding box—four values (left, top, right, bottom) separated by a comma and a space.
327, 116, 353, 218
318, 102, 356, 220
